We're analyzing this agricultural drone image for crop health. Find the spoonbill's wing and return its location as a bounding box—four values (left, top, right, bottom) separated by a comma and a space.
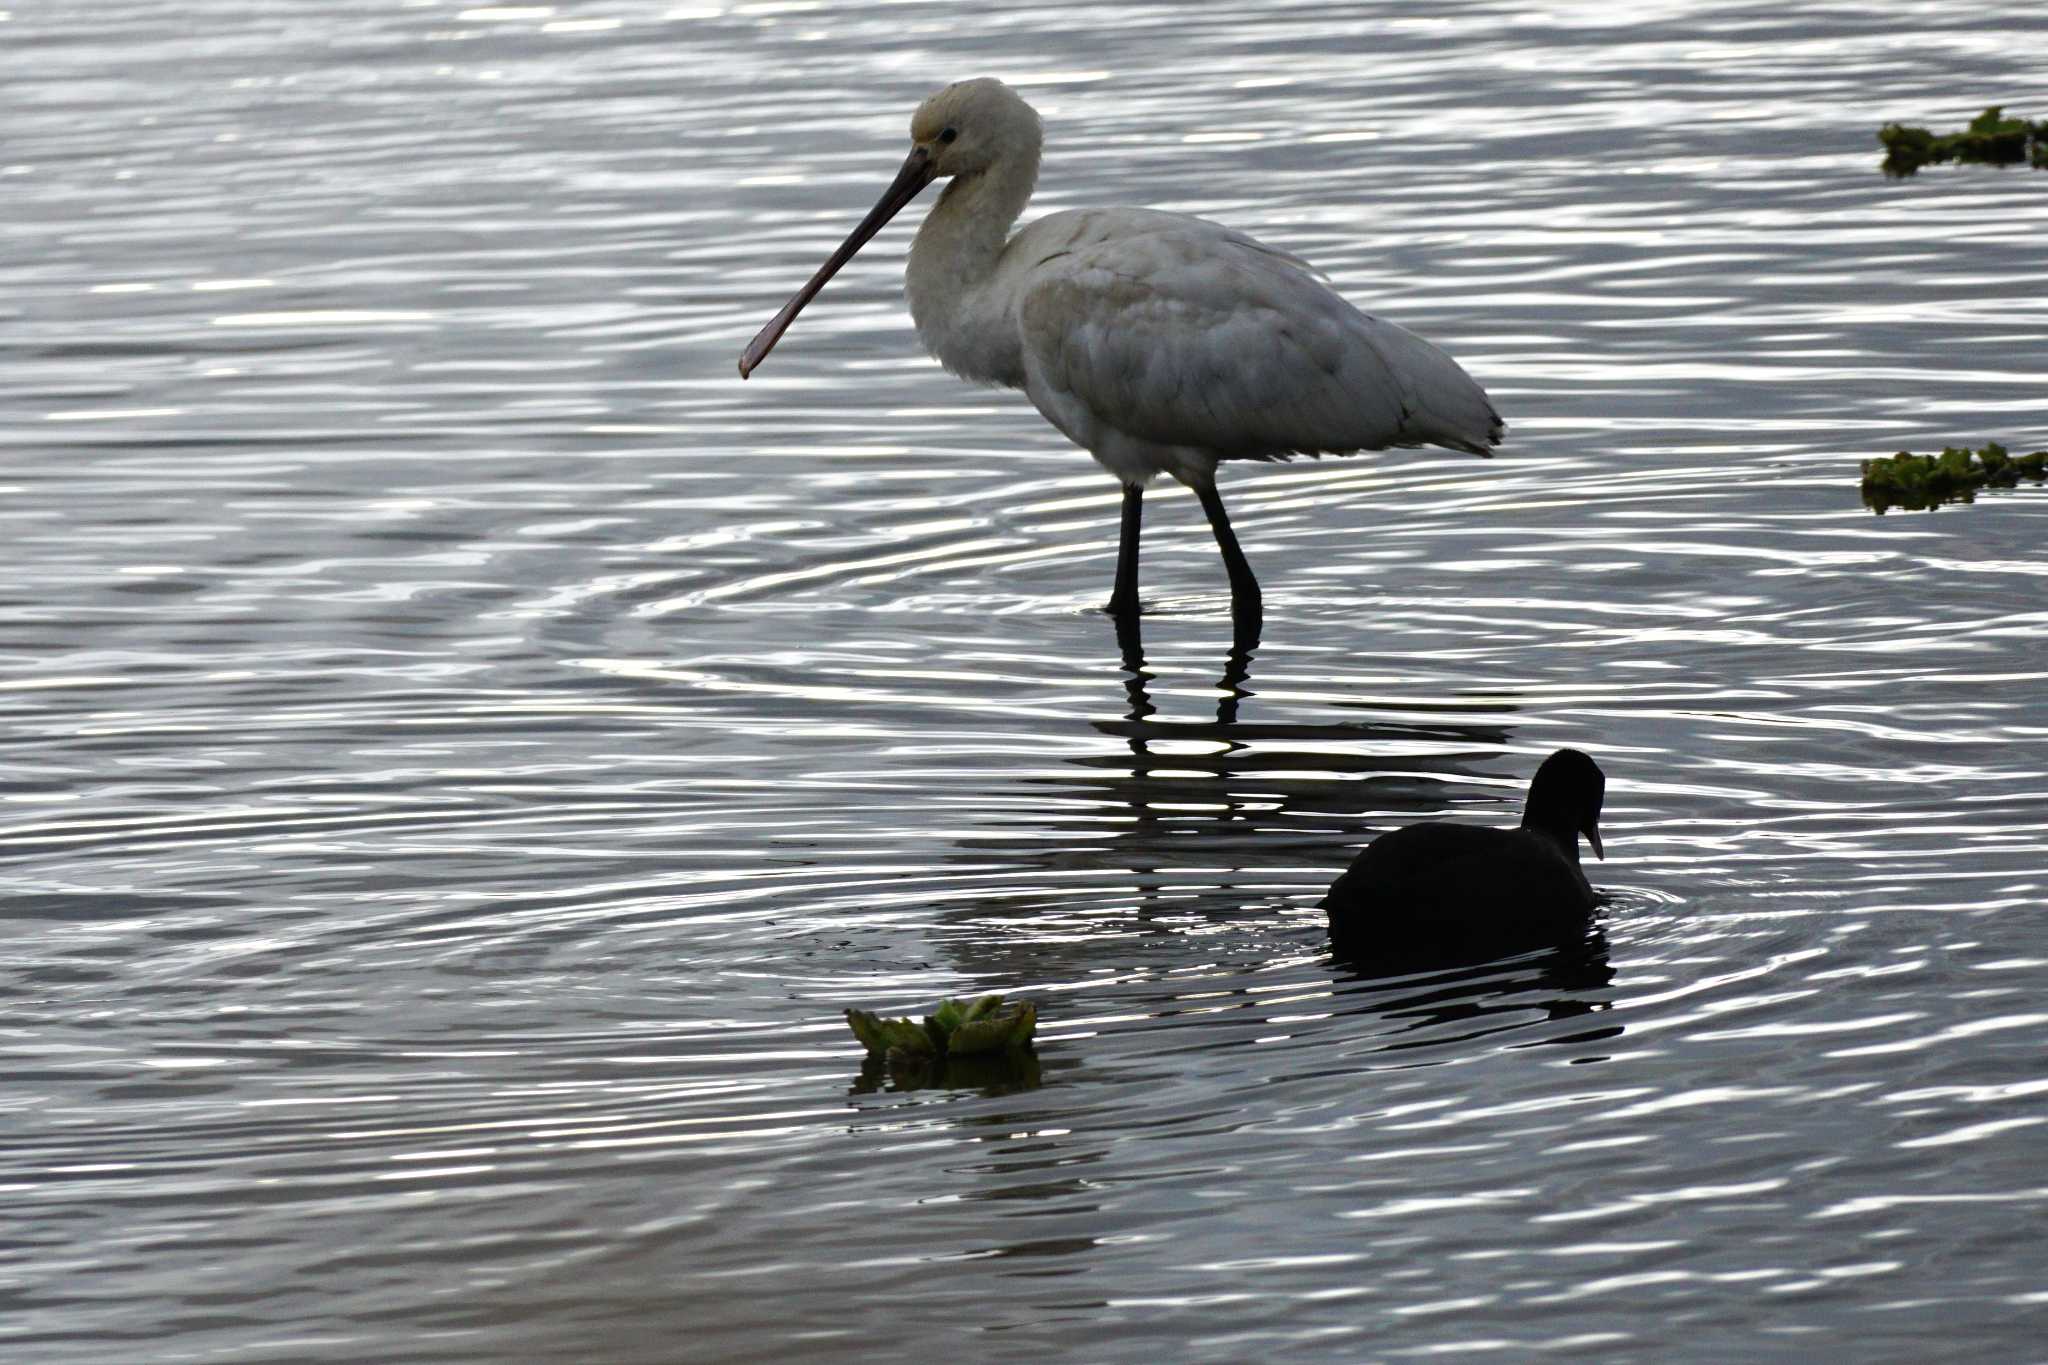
1017, 217, 1500, 461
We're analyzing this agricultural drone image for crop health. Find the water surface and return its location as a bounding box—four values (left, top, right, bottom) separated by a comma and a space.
4, 1, 2046, 1360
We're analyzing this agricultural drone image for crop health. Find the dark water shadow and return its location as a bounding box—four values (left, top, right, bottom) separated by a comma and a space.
959, 610, 1520, 866
849, 1047, 1045, 1097
929, 612, 1532, 978
1327, 927, 1623, 1060
1091, 609, 1518, 812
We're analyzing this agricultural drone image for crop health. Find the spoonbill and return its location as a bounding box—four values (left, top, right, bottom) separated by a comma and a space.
1324, 749, 1606, 964
739, 78, 1503, 617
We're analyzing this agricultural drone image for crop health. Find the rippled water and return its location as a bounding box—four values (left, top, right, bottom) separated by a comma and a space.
5, 1, 2046, 1359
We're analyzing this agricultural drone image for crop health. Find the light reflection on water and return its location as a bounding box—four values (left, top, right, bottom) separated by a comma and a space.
4, 0, 2047, 1359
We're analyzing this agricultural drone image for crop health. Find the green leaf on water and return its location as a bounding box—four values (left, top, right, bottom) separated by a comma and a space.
846, 1009, 938, 1057
948, 999, 1038, 1055
847, 995, 1037, 1057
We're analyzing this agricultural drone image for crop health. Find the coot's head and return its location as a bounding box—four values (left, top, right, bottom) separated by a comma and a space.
1523, 748, 1606, 859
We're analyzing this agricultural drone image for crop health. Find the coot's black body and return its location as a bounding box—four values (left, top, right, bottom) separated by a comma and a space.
1325, 749, 1606, 964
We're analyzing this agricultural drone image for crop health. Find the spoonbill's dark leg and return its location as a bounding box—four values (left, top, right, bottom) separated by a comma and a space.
1193, 478, 1262, 616
1106, 483, 1144, 616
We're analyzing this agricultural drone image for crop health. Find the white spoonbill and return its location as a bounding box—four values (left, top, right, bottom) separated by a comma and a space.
739, 78, 1503, 617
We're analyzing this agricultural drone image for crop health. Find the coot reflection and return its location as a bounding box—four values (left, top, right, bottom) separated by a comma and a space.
1325, 748, 1606, 964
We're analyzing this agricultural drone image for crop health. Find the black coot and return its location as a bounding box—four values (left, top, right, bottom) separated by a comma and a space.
1325, 748, 1607, 963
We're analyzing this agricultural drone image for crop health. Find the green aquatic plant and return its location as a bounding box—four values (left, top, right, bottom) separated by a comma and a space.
845, 993, 1038, 1061
1861, 442, 2048, 513
1879, 106, 2048, 176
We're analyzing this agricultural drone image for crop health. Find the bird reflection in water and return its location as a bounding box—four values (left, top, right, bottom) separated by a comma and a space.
1076, 609, 1523, 883
1329, 929, 1622, 1059
932, 611, 1529, 981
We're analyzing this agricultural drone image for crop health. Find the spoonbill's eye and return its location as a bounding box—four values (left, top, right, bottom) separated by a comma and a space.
940, 127, 958, 144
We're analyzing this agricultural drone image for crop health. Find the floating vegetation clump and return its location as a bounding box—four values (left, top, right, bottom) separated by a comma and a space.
1879, 107, 2048, 176
1861, 442, 2048, 513
845, 993, 1038, 1062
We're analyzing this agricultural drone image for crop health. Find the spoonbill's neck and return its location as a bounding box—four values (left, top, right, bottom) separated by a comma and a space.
906, 151, 1039, 386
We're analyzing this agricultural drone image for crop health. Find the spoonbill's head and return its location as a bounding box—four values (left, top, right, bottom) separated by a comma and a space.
738, 78, 1041, 378
909, 77, 1043, 180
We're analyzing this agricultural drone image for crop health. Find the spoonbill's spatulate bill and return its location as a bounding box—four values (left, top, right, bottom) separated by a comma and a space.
739, 77, 1503, 617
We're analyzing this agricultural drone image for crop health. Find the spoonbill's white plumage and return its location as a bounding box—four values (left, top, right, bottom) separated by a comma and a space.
740, 78, 1503, 617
